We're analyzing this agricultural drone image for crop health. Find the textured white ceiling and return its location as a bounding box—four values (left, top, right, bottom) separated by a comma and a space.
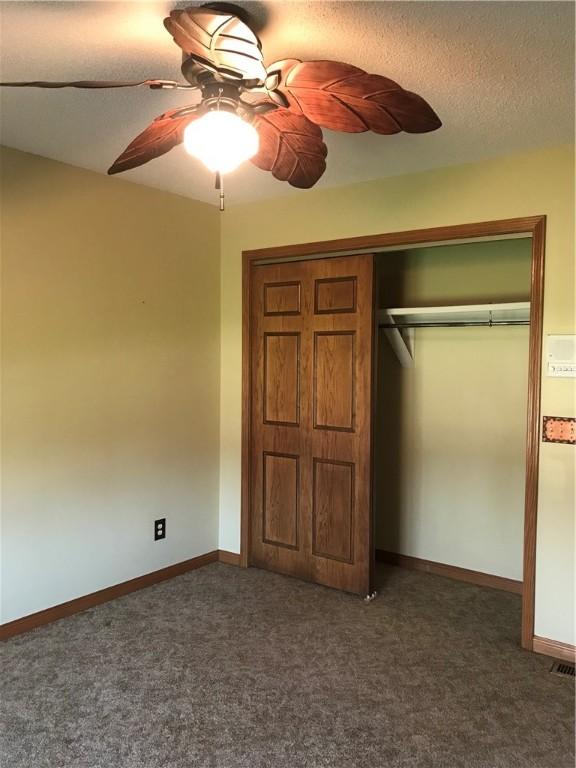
0, 1, 574, 205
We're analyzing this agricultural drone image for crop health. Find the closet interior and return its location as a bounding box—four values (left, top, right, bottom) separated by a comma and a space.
373, 237, 533, 602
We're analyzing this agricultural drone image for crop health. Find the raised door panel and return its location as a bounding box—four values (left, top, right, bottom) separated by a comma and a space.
312, 459, 354, 563
264, 332, 300, 425
314, 331, 355, 431
263, 452, 299, 549
264, 281, 301, 316
315, 277, 357, 314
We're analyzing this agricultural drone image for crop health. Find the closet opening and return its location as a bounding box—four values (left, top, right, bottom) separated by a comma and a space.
241, 216, 545, 652
373, 238, 533, 638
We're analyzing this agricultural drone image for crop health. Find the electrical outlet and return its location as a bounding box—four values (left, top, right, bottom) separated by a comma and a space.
154, 518, 166, 541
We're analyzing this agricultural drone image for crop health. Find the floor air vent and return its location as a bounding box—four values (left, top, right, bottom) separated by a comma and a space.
550, 660, 575, 678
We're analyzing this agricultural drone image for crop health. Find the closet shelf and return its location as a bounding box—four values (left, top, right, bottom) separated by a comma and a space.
378, 301, 530, 328
378, 302, 530, 368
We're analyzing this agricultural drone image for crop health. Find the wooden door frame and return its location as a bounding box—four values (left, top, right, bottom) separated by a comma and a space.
241, 215, 546, 652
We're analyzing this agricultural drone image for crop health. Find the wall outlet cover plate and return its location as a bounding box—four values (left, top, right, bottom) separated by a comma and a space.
154, 518, 166, 540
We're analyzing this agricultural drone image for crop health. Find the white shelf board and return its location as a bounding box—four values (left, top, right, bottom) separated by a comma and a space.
378, 301, 530, 368
378, 301, 530, 327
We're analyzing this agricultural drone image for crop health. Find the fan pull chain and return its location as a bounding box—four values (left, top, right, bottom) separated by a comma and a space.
215, 88, 225, 211
215, 172, 225, 211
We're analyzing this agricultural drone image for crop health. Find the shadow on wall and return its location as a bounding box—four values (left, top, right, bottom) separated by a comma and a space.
0, 148, 61, 196
374, 326, 405, 559
374, 252, 405, 565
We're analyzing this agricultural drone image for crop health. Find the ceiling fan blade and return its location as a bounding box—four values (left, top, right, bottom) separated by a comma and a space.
265, 60, 441, 134
164, 7, 266, 83
0, 79, 194, 90
251, 108, 327, 188
108, 107, 199, 175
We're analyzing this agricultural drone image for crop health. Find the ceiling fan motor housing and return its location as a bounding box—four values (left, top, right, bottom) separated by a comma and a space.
181, 54, 210, 87
199, 78, 242, 113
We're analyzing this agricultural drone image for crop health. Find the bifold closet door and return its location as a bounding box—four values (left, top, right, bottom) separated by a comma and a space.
250, 254, 374, 594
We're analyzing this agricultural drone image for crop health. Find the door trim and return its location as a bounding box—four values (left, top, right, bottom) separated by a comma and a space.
241, 216, 546, 651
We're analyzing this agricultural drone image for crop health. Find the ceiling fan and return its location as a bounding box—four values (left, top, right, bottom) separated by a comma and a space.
1, 2, 441, 208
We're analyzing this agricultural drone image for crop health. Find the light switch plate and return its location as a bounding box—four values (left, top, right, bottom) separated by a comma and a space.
547, 335, 576, 377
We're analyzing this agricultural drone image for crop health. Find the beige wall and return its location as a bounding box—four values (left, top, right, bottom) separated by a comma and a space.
0, 147, 221, 623
375, 240, 532, 581
377, 239, 532, 307
220, 144, 575, 645
376, 327, 529, 581
1, 143, 573, 647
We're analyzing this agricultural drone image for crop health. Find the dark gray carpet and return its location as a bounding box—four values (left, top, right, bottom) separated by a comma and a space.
1, 563, 574, 768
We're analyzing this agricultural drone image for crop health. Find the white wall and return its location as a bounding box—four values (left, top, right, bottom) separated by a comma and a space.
1, 148, 221, 624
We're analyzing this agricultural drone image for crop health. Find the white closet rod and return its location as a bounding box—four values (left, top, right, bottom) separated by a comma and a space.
379, 319, 529, 328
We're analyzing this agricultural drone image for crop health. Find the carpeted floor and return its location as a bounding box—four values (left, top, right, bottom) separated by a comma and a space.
1, 563, 574, 768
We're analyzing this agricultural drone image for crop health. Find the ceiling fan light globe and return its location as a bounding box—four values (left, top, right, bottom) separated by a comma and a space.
183, 111, 259, 174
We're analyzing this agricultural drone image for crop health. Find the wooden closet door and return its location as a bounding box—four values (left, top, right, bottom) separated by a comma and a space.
250, 254, 374, 594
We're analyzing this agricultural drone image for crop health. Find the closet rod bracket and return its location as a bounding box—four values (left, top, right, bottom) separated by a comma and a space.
381, 311, 414, 368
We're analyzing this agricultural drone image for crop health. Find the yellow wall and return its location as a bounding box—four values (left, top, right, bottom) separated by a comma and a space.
220, 144, 575, 645
375, 240, 532, 581
0, 147, 221, 623
377, 239, 532, 307
2, 143, 573, 646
